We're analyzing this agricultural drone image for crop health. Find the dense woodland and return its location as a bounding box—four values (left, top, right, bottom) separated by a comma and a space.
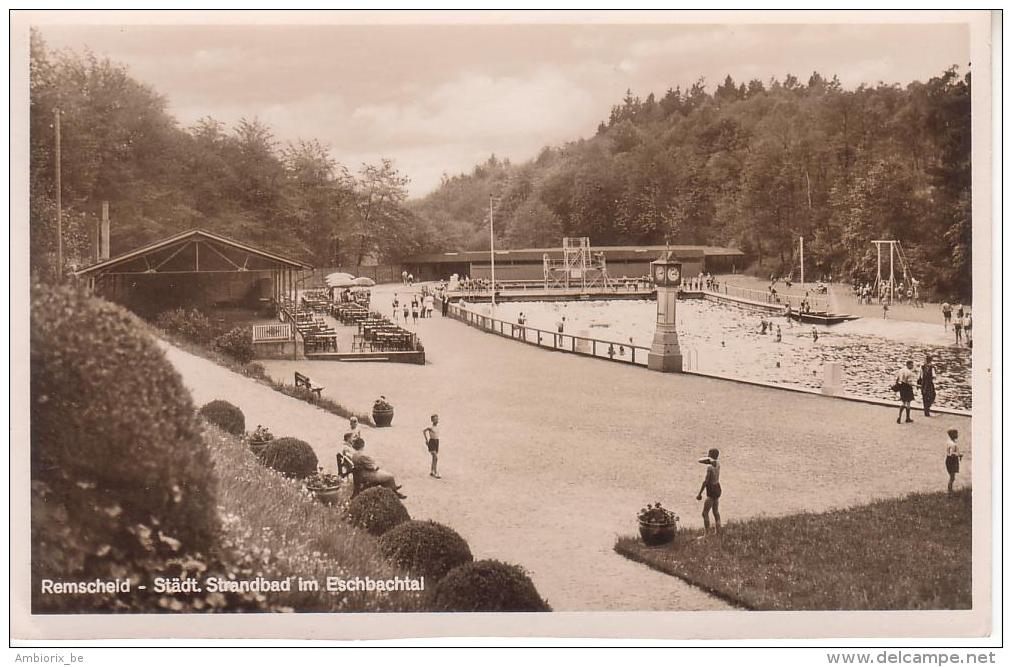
29, 30, 972, 298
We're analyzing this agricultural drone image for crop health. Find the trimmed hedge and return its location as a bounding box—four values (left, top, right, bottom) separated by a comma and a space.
260, 437, 318, 480
198, 400, 246, 436
430, 560, 551, 612
379, 520, 473, 581
347, 487, 410, 536
31, 285, 219, 612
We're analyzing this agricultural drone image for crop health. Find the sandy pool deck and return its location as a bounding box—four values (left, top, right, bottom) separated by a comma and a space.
161, 282, 972, 612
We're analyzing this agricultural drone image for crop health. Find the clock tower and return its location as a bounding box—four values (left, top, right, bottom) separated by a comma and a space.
648, 252, 684, 373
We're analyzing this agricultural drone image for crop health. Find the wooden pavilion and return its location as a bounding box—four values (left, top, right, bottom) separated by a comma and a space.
72, 229, 313, 318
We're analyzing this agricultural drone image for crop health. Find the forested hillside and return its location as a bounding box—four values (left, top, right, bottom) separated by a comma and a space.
414, 71, 971, 298
29, 28, 971, 298
29, 30, 430, 279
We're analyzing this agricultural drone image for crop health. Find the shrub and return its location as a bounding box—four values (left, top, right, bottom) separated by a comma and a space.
31, 285, 219, 612
379, 520, 473, 580
214, 326, 254, 364
198, 400, 246, 436
260, 437, 318, 480
430, 560, 551, 612
243, 362, 267, 380
155, 307, 221, 345
347, 487, 410, 536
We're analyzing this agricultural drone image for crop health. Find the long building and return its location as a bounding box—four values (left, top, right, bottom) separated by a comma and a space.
401, 244, 747, 283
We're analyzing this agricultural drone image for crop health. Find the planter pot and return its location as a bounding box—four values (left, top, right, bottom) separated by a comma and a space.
372, 407, 394, 427
639, 520, 677, 546
249, 439, 270, 457
309, 486, 343, 505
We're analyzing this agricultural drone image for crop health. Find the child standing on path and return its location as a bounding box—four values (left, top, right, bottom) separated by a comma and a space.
945, 429, 963, 494
696, 448, 722, 536
423, 414, 441, 479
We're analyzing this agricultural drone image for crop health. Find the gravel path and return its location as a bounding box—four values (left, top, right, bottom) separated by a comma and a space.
160, 283, 971, 612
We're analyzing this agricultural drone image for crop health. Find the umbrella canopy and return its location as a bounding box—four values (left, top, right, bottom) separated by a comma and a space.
352, 276, 376, 287
325, 272, 356, 288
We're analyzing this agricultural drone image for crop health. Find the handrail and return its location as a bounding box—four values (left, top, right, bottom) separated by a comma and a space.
445, 299, 651, 366
696, 282, 829, 312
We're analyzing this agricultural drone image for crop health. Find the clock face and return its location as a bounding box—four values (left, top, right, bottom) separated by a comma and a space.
667, 267, 681, 282
654, 266, 666, 281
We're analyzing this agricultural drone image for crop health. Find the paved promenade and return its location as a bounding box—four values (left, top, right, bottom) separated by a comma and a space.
161, 282, 971, 611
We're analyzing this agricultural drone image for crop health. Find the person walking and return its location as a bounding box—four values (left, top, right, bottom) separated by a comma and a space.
422, 414, 441, 479
775, 325, 782, 343
411, 301, 419, 325
945, 429, 963, 494
392, 295, 400, 321
919, 354, 937, 417
401, 270, 408, 285
893, 360, 917, 424
954, 313, 964, 345
441, 293, 450, 317
964, 311, 973, 345
941, 302, 952, 330
696, 448, 722, 537
882, 297, 890, 319
555, 315, 566, 347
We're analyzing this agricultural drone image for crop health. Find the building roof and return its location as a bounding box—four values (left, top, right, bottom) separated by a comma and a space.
73, 228, 313, 277
404, 244, 745, 264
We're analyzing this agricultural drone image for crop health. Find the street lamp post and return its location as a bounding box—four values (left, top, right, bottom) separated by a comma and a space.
489, 194, 496, 308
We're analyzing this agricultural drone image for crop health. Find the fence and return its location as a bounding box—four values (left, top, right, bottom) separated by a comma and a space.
702, 282, 829, 312
446, 299, 651, 367
252, 322, 294, 342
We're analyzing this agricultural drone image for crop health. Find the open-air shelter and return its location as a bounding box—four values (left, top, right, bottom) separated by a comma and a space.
72, 228, 313, 318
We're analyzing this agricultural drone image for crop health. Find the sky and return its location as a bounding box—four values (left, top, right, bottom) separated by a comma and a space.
37, 20, 970, 197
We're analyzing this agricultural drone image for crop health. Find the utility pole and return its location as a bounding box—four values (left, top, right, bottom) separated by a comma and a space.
489, 193, 496, 308
799, 236, 804, 286
54, 107, 63, 282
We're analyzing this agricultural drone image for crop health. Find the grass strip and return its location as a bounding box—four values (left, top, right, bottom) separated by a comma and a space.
154, 327, 374, 425
615, 489, 971, 610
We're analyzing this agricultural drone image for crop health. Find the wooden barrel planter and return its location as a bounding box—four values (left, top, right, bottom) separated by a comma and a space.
372, 407, 394, 427
249, 438, 271, 458
309, 485, 343, 505
638, 520, 677, 546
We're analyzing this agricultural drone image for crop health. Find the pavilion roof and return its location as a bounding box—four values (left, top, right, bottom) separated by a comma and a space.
73, 228, 313, 277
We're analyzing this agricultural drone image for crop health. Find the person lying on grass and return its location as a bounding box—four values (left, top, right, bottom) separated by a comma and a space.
696, 448, 722, 537
347, 435, 406, 499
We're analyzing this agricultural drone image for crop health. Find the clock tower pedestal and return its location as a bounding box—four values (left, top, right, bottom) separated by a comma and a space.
648, 253, 684, 373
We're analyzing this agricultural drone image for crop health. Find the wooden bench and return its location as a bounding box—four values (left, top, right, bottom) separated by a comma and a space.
294, 372, 323, 397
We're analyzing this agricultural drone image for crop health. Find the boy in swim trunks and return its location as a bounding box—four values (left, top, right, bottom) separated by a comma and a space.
422, 413, 441, 479
696, 448, 722, 536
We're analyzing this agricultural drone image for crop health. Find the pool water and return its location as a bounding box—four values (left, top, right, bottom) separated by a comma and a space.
481, 299, 972, 411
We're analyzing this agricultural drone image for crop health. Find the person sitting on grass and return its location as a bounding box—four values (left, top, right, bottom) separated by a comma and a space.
696, 448, 722, 537
348, 435, 406, 499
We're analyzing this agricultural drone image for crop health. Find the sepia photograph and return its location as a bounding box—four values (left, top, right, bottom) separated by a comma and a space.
9, 9, 998, 645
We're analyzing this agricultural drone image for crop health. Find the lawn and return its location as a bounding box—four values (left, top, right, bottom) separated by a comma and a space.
615, 490, 971, 610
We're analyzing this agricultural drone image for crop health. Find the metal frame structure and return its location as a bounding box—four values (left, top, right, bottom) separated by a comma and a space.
543, 237, 612, 290
871, 239, 914, 303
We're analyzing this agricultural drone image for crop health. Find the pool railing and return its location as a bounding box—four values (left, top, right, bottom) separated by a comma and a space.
446, 300, 652, 366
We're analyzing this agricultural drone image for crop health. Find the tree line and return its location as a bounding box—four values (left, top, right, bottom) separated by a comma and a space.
29, 30, 971, 299
414, 71, 971, 299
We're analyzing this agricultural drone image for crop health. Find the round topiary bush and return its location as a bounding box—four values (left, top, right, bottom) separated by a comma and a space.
198, 400, 246, 436
260, 437, 318, 479
347, 487, 410, 536
379, 520, 473, 581
31, 285, 219, 612
430, 560, 551, 612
